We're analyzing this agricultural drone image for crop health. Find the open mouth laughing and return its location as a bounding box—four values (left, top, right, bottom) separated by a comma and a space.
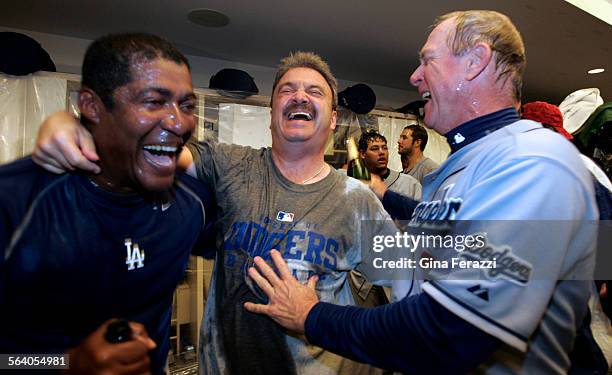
288, 111, 313, 121
284, 104, 315, 122
142, 144, 182, 168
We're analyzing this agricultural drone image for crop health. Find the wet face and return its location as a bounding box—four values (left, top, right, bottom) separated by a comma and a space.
398, 128, 416, 156
360, 138, 389, 174
409, 18, 468, 134
270, 67, 336, 149
90, 58, 196, 192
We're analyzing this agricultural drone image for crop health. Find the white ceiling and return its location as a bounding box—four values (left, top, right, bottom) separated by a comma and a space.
0, 0, 610, 105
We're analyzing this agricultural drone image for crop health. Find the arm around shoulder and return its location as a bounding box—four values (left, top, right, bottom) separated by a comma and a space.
33, 111, 100, 174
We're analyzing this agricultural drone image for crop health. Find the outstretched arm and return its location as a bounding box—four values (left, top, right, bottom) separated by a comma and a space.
33, 111, 197, 177
243, 250, 499, 373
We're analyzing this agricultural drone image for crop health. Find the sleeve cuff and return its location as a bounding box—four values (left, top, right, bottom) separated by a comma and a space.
304, 302, 336, 345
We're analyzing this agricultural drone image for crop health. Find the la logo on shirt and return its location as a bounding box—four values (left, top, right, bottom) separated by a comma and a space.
125, 238, 145, 270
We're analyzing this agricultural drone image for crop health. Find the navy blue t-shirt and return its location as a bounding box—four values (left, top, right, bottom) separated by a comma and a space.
0, 157, 215, 374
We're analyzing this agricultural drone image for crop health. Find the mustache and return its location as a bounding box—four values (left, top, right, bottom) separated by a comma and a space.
283, 103, 316, 117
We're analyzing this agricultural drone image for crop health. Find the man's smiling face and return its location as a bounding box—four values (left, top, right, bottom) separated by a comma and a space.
410, 18, 468, 134
90, 58, 196, 192
270, 67, 336, 148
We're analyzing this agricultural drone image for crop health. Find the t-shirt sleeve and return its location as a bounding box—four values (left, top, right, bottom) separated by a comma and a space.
390, 174, 422, 201
422, 156, 597, 352
186, 138, 258, 189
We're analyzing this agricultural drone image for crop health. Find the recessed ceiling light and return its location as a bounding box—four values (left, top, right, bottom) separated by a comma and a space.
587, 68, 605, 74
188, 9, 230, 28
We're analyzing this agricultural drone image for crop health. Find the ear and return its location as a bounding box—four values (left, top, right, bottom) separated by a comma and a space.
465, 42, 493, 81
78, 88, 104, 125
330, 110, 337, 131
413, 138, 422, 148
359, 150, 366, 158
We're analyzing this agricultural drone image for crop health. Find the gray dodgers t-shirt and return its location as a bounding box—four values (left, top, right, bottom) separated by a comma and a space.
189, 141, 398, 375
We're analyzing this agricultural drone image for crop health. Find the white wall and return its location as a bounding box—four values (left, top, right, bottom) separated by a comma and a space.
0, 26, 420, 109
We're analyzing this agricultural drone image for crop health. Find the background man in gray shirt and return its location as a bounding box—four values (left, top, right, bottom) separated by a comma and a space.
398, 124, 438, 183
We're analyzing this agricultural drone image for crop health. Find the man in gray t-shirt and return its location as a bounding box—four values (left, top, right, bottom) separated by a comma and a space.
189, 141, 395, 374
184, 52, 398, 375
398, 124, 439, 183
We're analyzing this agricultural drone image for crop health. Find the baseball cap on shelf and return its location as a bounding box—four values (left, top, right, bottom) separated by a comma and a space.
521, 101, 573, 140
0, 32, 56, 76
338, 83, 376, 114
396, 100, 427, 117
209, 68, 259, 98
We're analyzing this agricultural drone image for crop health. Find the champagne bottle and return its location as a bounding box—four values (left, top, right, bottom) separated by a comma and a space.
346, 137, 370, 180
105, 319, 132, 343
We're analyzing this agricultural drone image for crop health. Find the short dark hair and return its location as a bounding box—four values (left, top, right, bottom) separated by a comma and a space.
404, 124, 428, 151
358, 129, 387, 152
82, 33, 190, 110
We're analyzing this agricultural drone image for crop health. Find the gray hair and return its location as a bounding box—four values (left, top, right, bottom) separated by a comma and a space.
434, 10, 526, 102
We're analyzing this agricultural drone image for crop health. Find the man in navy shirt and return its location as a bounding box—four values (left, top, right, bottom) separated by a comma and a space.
0, 33, 214, 374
